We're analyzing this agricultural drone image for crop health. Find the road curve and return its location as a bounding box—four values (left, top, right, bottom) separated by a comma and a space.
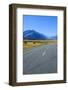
23, 43, 57, 74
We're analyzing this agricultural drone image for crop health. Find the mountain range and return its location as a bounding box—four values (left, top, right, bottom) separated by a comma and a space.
23, 30, 57, 40
50, 36, 57, 40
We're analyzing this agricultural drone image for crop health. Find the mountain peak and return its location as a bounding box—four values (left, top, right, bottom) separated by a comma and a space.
23, 30, 47, 40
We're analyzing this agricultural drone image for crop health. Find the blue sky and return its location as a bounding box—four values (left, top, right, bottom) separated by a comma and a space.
23, 15, 57, 37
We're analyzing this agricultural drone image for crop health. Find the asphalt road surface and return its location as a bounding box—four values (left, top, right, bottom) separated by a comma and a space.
23, 43, 57, 74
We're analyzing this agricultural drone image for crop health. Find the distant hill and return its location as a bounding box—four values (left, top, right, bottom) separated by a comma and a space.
23, 30, 47, 40
49, 36, 57, 40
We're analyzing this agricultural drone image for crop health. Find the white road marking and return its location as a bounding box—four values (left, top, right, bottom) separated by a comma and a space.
42, 51, 46, 56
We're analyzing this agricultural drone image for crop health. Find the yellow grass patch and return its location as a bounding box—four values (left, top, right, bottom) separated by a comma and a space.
23, 40, 57, 49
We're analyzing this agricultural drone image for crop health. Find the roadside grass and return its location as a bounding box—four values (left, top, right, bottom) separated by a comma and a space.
23, 40, 57, 49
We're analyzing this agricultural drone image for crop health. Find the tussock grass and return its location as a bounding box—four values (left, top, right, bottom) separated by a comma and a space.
23, 40, 57, 49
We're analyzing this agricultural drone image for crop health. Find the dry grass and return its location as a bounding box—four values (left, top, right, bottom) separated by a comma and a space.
23, 40, 57, 49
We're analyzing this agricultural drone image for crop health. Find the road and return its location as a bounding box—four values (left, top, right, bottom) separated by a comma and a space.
23, 43, 57, 74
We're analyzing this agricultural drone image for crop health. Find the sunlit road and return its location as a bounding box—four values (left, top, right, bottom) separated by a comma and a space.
23, 44, 57, 74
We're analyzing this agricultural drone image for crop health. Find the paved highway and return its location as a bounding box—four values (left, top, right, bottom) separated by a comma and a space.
23, 44, 57, 74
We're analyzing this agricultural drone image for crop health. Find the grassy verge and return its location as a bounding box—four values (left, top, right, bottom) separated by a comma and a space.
23, 40, 57, 49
